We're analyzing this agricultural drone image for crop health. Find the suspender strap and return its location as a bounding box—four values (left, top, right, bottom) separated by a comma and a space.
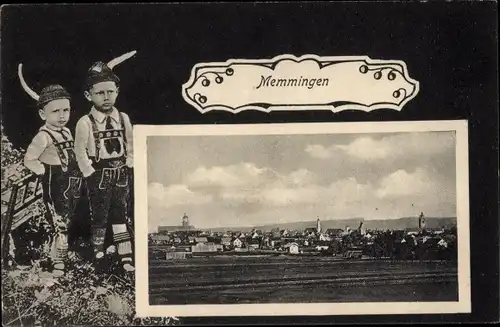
87, 114, 102, 162
119, 112, 128, 158
39, 129, 69, 171
39, 129, 59, 143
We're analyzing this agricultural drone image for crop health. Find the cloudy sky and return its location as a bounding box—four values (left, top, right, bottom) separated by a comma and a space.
147, 131, 456, 232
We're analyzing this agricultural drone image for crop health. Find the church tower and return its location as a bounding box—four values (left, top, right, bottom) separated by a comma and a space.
182, 213, 189, 230
316, 218, 321, 234
418, 212, 426, 230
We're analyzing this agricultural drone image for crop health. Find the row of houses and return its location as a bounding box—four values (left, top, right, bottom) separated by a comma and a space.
148, 225, 456, 258
153, 225, 449, 241
150, 223, 451, 243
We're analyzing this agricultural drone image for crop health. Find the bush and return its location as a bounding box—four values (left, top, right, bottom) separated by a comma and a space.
2, 120, 178, 325
2, 260, 178, 326
1, 122, 31, 191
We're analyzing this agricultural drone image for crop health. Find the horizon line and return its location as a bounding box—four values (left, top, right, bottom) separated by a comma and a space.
154, 216, 457, 231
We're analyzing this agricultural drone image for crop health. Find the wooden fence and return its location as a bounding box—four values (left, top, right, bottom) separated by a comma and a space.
1, 174, 43, 265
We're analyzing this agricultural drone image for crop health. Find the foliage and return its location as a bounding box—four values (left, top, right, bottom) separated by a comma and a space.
2, 260, 179, 326
2, 120, 179, 325
2, 119, 52, 265
362, 230, 458, 261
1, 121, 31, 191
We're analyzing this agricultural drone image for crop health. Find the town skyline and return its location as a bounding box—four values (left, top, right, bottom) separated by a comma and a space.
147, 131, 457, 233
152, 215, 457, 234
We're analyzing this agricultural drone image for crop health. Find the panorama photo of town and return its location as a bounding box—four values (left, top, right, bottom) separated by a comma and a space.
146, 130, 460, 305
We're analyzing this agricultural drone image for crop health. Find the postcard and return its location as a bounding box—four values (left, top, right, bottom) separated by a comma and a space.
1, 2, 497, 326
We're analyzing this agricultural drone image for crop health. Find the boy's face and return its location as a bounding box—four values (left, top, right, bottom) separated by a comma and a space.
84, 81, 119, 113
39, 99, 71, 128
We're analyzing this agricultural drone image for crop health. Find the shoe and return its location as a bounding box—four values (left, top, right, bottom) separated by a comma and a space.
93, 249, 107, 274
123, 263, 135, 272
120, 256, 135, 272
52, 262, 65, 277
106, 245, 116, 255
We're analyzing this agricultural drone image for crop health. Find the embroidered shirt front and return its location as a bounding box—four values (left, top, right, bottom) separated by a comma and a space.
74, 107, 133, 177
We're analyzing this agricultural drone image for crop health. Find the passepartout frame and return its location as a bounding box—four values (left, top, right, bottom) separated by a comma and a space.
134, 120, 470, 317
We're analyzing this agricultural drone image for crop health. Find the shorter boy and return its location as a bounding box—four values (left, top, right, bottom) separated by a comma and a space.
20, 64, 82, 277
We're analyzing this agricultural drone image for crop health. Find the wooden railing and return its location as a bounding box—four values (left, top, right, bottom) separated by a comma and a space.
1, 173, 44, 266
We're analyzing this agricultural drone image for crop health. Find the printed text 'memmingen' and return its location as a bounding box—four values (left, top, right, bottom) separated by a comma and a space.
255, 75, 329, 90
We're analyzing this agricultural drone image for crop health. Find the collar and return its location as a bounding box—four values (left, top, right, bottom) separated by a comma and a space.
41, 123, 64, 132
90, 106, 120, 124
40, 124, 70, 140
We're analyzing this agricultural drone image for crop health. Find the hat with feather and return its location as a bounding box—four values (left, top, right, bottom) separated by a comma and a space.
18, 64, 71, 109
85, 50, 137, 89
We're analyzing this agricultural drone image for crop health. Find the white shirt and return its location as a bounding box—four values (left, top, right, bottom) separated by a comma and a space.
24, 124, 73, 175
74, 107, 133, 177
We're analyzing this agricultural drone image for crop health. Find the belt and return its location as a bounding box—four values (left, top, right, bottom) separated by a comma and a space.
89, 156, 126, 169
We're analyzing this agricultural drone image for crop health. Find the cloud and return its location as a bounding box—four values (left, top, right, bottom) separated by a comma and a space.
329, 177, 375, 202
306, 132, 455, 161
155, 162, 449, 210
186, 162, 280, 189
149, 162, 456, 231
335, 136, 393, 160
259, 177, 376, 207
148, 182, 212, 208
260, 186, 323, 206
376, 168, 433, 198
211, 165, 374, 208
287, 168, 317, 186
186, 163, 320, 207
305, 144, 334, 159
148, 182, 165, 202
375, 167, 455, 207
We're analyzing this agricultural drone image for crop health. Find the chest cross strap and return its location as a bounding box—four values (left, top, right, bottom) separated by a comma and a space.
88, 112, 128, 162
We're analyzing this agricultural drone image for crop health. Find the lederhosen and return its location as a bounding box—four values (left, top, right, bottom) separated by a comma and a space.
39, 128, 82, 263
85, 112, 130, 250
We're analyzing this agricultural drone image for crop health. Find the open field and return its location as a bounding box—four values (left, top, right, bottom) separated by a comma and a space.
148, 256, 458, 305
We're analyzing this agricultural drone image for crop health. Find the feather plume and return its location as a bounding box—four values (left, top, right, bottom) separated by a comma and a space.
107, 50, 137, 69
18, 64, 40, 101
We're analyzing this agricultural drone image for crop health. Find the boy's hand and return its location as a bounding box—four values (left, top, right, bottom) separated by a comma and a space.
26, 163, 45, 176
82, 166, 96, 178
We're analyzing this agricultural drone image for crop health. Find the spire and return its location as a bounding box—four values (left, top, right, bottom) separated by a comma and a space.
182, 213, 189, 228
419, 212, 425, 229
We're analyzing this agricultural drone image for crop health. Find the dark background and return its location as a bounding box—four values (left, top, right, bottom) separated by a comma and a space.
1, 2, 498, 325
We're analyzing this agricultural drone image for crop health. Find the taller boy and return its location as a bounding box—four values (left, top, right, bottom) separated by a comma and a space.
74, 51, 136, 273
